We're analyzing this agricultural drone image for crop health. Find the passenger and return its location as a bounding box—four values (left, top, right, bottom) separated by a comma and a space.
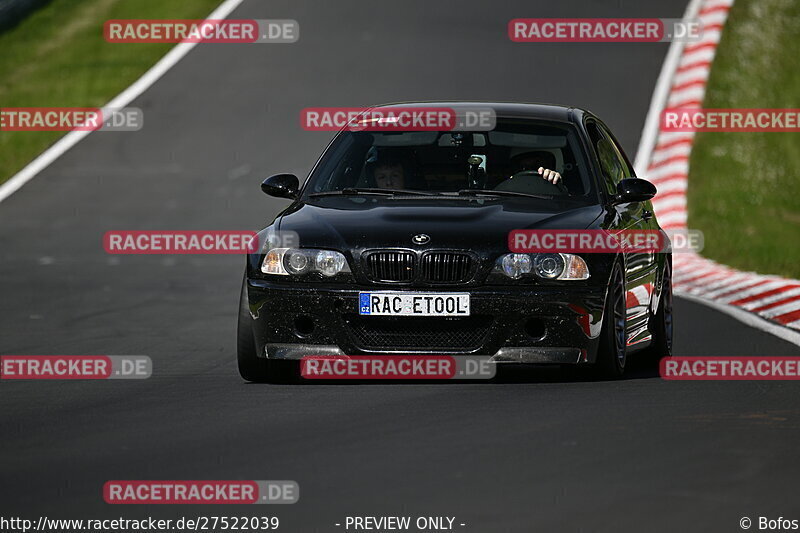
372, 159, 406, 189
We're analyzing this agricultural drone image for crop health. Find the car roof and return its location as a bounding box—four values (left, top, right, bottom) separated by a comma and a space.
370, 101, 592, 124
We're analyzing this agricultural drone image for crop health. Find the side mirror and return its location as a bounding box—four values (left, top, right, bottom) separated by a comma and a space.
613, 178, 657, 204
261, 174, 299, 199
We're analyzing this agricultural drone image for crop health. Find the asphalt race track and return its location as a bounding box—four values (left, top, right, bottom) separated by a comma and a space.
2, 1, 800, 531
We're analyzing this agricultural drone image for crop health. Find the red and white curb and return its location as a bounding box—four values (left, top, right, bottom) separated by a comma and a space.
636, 0, 800, 333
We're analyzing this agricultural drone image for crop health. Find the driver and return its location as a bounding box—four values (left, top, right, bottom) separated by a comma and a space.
510, 151, 563, 186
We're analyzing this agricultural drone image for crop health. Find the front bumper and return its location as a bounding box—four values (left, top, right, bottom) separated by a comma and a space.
263, 343, 586, 364
245, 280, 607, 364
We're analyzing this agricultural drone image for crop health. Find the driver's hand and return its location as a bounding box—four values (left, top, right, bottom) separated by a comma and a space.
538, 167, 561, 184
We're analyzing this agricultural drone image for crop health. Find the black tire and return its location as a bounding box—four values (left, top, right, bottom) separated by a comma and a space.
642, 260, 673, 364
237, 277, 299, 383
594, 262, 627, 379
237, 276, 269, 382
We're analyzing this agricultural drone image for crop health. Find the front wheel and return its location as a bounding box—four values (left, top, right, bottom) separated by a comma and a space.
237, 276, 298, 383
594, 262, 627, 379
237, 276, 268, 382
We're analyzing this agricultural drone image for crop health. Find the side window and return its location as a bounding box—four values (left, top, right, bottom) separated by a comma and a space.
599, 123, 635, 180
587, 121, 625, 195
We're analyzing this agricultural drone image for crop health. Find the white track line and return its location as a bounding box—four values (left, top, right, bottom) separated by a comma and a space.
0, 0, 247, 204
677, 291, 800, 346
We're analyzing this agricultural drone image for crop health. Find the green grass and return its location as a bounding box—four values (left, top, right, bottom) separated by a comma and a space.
0, 0, 221, 182
688, 0, 800, 279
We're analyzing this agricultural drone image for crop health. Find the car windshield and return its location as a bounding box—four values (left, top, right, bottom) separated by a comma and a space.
303, 119, 597, 203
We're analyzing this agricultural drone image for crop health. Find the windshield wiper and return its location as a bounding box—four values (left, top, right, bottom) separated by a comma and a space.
455, 189, 553, 200
309, 188, 434, 197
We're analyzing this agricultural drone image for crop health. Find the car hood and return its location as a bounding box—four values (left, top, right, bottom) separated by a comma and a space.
274, 197, 604, 253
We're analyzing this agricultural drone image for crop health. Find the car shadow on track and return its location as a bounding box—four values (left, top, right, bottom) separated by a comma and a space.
245, 357, 663, 385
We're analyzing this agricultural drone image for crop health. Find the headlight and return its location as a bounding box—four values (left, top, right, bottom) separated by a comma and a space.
261, 248, 349, 277
316, 249, 347, 277
496, 253, 589, 280
501, 253, 532, 279
285, 249, 311, 274
533, 253, 564, 279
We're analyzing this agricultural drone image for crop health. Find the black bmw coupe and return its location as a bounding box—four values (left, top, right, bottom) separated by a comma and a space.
238, 103, 672, 382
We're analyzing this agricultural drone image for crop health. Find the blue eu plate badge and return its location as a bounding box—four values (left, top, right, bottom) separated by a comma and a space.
359, 293, 372, 315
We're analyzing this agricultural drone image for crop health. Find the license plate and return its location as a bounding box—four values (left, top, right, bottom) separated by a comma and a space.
359, 292, 470, 317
